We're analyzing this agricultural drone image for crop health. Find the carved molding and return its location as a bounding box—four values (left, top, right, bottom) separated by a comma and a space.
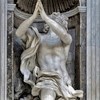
14, 6, 86, 21
14, 6, 86, 28
15, 0, 79, 14
7, 4, 16, 11
64, 6, 86, 17
14, 8, 33, 20
87, 0, 100, 100
0, 0, 7, 100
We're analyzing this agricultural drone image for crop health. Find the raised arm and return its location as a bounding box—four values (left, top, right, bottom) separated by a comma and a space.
38, 1, 72, 45
16, 1, 39, 38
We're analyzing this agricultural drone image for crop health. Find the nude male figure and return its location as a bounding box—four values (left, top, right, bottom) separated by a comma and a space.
16, 0, 83, 100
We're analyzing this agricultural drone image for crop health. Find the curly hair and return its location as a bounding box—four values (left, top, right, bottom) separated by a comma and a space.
50, 12, 68, 30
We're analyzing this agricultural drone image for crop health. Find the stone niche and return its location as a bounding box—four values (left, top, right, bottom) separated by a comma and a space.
13, 16, 77, 100
6, 0, 86, 100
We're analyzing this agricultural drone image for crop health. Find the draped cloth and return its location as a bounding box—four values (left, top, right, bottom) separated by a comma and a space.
20, 27, 83, 100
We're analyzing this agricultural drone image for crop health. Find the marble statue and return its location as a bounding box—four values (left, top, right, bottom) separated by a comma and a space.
16, 0, 83, 100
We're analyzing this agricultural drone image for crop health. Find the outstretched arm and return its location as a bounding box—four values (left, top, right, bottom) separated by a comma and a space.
16, 1, 39, 38
39, 1, 72, 45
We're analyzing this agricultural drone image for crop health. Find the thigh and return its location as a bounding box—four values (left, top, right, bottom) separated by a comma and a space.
40, 88, 56, 100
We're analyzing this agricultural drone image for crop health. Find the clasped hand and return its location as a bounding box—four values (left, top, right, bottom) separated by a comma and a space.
33, 0, 47, 19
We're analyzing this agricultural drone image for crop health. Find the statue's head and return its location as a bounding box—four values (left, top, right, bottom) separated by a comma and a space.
50, 12, 68, 30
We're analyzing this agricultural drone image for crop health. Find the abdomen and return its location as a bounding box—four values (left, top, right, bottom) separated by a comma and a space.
37, 45, 66, 72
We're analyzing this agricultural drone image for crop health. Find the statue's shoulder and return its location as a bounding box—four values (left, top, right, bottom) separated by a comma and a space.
26, 26, 37, 37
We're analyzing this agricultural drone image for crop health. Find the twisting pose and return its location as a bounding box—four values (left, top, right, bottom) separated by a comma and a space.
16, 0, 83, 100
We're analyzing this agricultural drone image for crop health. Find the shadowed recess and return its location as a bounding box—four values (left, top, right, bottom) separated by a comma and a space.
15, 0, 79, 15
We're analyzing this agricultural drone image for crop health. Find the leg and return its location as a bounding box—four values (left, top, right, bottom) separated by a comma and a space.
40, 88, 56, 100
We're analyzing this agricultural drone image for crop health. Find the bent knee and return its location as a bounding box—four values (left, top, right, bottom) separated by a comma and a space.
41, 95, 55, 100
41, 89, 56, 100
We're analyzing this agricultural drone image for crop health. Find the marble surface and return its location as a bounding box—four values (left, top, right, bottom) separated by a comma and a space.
87, 0, 100, 100
7, 11, 14, 100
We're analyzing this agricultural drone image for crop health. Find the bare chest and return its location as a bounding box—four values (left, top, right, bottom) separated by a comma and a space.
38, 41, 67, 62
40, 33, 62, 47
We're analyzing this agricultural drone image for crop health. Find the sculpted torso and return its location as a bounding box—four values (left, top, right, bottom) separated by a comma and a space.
37, 31, 68, 77
15, 0, 83, 99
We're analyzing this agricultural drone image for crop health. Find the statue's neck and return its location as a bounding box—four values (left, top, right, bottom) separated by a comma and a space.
48, 29, 56, 37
